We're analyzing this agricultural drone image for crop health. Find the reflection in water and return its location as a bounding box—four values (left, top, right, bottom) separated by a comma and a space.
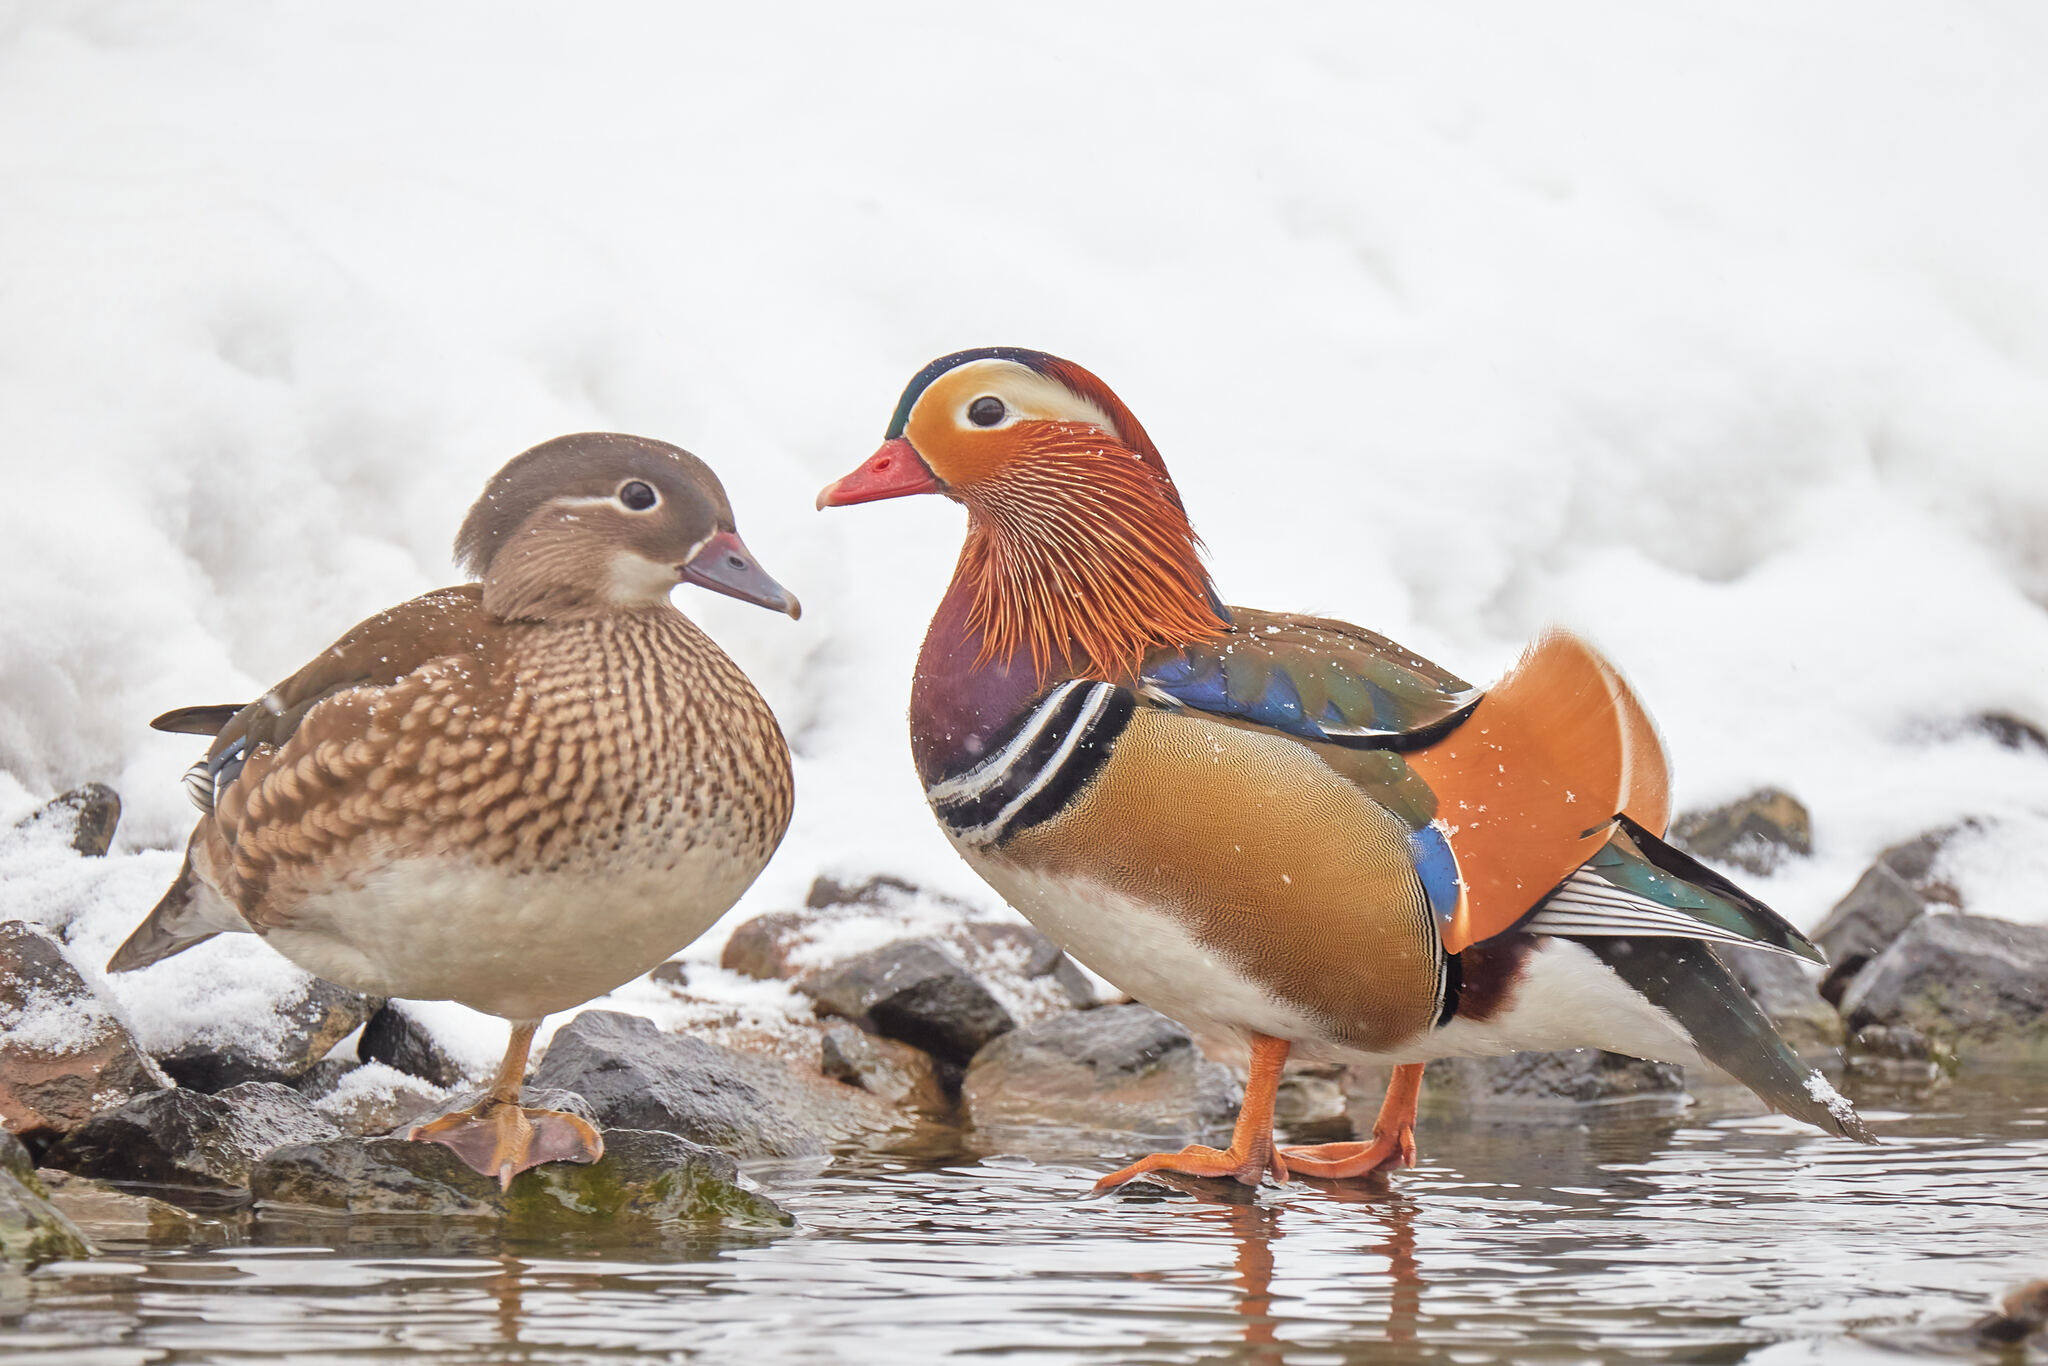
1192, 1177, 1425, 1359
6, 1075, 2048, 1364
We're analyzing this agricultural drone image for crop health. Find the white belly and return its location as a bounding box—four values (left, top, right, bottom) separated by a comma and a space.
265, 844, 763, 1020
961, 844, 1701, 1072
961, 849, 1331, 1070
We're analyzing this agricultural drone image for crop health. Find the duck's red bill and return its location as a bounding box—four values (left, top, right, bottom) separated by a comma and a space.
815, 439, 940, 509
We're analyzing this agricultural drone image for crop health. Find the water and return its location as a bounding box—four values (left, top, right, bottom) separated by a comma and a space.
8, 1072, 2047, 1364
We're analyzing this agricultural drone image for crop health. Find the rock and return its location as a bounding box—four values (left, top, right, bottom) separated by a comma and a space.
157, 977, 383, 1090
33, 1168, 228, 1247
649, 959, 688, 988
0, 1128, 29, 1181
1814, 864, 1933, 1005
805, 873, 921, 909
357, 1002, 467, 1088
1, 1161, 90, 1266
1274, 1067, 1349, 1129
720, 911, 812, 981
1668, 788, 1812, 875
802, 939, 1015, 1065
531, 1010, 893, 1158
253, 1128, 791, 1231
1973, 1279, 2048, 1347
963, 1005, 1241, 1139
1972, 712, 2048, 754
0, 920, 166, 1138
308, 1062, 444, 1137
963, 923, 1096, 1009
819, 1025, 949, 1110
291, 1057, 361, 1099
1719, 945, 1846, 1062
1839, 914, 2048, 1061
45, 1081, 341, 1191
10, 784, 123, 857
1846, 1023, 1952, 1083
1415, 1050, 1687, 1108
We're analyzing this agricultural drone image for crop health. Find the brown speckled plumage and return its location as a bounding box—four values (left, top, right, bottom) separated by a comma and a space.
208, 600, 790, 929
116, 433, 798, 1020
115, 432, 800, 1185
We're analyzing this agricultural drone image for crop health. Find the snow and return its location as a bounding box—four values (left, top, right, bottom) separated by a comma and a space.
1804, 1070, 1860, 1131
1, 3, 2046, 1058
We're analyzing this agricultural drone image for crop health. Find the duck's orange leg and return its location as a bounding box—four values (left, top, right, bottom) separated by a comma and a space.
1094, 1035, 1293, 1192
1281, 1063, 1423, 1179
410, 1019, 604, 1190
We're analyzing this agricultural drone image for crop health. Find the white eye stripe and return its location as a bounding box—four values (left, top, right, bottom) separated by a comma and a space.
914, 359, 1121, 438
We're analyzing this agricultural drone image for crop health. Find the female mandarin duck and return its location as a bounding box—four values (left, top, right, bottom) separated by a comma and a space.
111, 434, 799, 1187
819, 347, 1873, 1191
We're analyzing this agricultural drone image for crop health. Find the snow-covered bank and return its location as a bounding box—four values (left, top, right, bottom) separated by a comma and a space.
2, 3, 2046, 1056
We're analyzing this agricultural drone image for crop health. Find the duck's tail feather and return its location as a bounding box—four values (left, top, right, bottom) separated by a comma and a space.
1584, 935, 1874, 1142
1525, 815, 1824, 964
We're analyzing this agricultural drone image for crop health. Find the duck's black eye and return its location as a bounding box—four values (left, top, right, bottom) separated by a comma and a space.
619, 480, 658, 511
967, 396, 1006, 427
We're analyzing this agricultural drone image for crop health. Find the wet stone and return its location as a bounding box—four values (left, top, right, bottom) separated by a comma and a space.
1719, 944, 1846, 1063
802, 939, 1016, 1066
1419, 1050, 1688, 1108
963, 1004, 1242, 1139
1274, 1066, 1349, 1130
358, 1002, 467, 1088
1839, 914, 2048, 1061
34, 1168, 229, 1247
1847, 1024, 1952, 1083
158, 977, 383, 1091
252, 1128, 791, 1231
532, 1010, 891, 1159
10, 784, 123, 857
1668, 787, 1812, 876
0, 1129, 28, 1181
1, 1160, 91, 1267
0, 919, 166, 1138
45, 1081, 341, 1191
819, 1024, 950, 1111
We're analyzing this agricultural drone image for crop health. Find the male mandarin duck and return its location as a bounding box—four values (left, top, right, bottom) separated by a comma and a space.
819, 347, 1873, 1191
112, 433, 799, 1187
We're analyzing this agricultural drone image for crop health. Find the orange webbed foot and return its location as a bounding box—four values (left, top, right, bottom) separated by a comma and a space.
1279, 1124, 1415, 1181
1283, 1061, 1423, 1181
1093, 1141, 1289, 1193
410, 1099, 605, 1190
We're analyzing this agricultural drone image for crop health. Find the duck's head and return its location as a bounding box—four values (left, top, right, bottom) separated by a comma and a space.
458, 432, 799, 623
819, 348, 1225, 679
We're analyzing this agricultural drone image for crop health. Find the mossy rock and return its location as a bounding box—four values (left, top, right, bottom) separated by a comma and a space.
251, 1128, 792, 1233
1, 1162, 92, 1267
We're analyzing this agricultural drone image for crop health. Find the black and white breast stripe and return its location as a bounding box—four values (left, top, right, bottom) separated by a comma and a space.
927, 681, 1136, 847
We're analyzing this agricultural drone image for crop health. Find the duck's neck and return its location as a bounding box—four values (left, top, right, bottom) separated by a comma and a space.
909, 446, 1227, 784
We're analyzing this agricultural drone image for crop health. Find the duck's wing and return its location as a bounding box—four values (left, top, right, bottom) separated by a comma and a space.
168, 585, 492, 817
1142, 616, 1679, 954
1138, 607, 1482, 750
